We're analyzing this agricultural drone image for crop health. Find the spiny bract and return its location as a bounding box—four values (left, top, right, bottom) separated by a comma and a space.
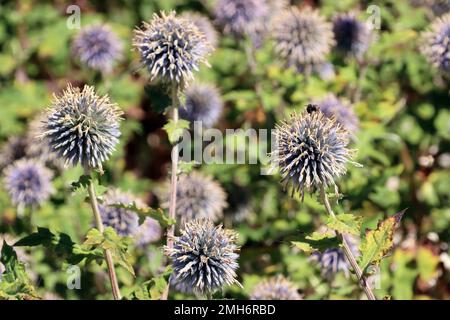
160, 171, 228, 224
314, 94, 359, 134
41, 84, 123, 171
72, 24, 122, 73
165, 219, 241, 295
214, 0, 269, 38
271, 6, 335, 69
272, 108, 355, 198
98, 189, 140, 237
421, 12, 450, 74
332, 12, 372, 59
179, 83, 223, 128
250, 275, 302, 300
3, 159, 53, 208
133, 11, 212, 84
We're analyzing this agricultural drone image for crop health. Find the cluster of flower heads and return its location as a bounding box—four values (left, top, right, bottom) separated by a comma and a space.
165, 219, 241, 295
272, 106, 356, 198
332, 12, 372, 59
250, 275, 302, 300
314, 94, 359, 134
271, 6, 335, 70
3, 159, 53, 209
72, 24, 123, 73
99, 189, 141, 237
179, 83, 223, 128
182, 12, 219, 48
133, 11, 213, 84
159, 171, 228, 225
41, 84, 123, 171
214, 0, 269, 39
421, 13, 450, 74
310, 235, 359, 278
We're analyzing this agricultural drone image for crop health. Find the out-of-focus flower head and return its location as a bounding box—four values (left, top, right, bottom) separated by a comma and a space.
134, 217, 162, 247
314, 94, 359, 134
182, 12, 219, 48
421, 13, 450, 74
250, 275, 302, 300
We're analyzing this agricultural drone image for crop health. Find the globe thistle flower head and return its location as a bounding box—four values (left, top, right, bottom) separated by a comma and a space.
3, 159, 53, 208
41, 84, 123, 171
271, 6, 335, 69
314, 94, 359, 134
179, 83, 223, 128
133, 11, 213, 84
134, 217, 162, 247
214, 0, 269, 38
332, 13, 372, 59
272, 107, 356, 198
182, 12, 219, 48
160, 171, 227, 224
98, 189, 140, 237
72, 24, 122, 73
165, 219, 241, 295
0, 136, 28, 170
421, 13, 450, 74
313, 61, 336, 81
250, 275, 302, 300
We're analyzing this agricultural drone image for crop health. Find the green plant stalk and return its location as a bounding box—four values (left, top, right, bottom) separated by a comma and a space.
161, 83, 180, 300
320, 186, 377, 300
86, 169, 122, 300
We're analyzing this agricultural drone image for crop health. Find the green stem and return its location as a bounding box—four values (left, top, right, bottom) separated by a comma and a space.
161, 83, 180, 301
85, 169, 122, 300
320, 186, 377, 300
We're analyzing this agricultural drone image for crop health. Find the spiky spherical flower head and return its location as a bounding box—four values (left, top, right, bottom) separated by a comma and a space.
314, 94, 359, 134
272, 108, 356, 198
3, 159, 53, 208
98, 189, 140, 237
160, 171, 227, 224
179, 83, 223, 128
214, 0, 269, 38
133, 11, 212, 84
134, 217, 162, 247
271, 7, 335, 69
0, 136, 27, 170
41, 84, 123, 171
250, 275, 302, 300
421, 13, 450, 74
332, 13, 372, 59
182, 12, 219, 48
310, 236, 359, 278
72, 24, 122, 73
165, 219, 241, 295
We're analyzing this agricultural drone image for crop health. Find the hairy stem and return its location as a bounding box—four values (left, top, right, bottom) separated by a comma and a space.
161, 83, 180, 300
85, 169, 122, 300
320, 187, 377, 300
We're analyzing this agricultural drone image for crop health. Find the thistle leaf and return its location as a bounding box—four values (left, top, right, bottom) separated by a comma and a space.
163, 119, 190, 144
130, 266, 172, 300
326, 213, 362, 236
292, 231, 341, 254
110, 202, 175, 227
358, 209, 406, 272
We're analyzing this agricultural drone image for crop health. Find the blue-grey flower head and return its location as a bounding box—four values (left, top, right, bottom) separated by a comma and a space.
421, 13, 450, 73
271, 6, 335, 69
413, 0, 450, 16
182, 12, 219, 48
72, 24, 122, 73
160, 171, 227, 225
332, 13, 372, 59
272, 108, 356, 198
250, 275, 302, 300
314, 94, 359, 134
313, 61, 336, 81
214, 0, 269, 38
42, 84, 123, 171
99, 189, 140, 237
310, 235, 359, 278
179, 83, 223, 128
133, 11, 212, 84
3, 159, 53, 208
134, 217, 162, 247
165, 219, 241, 295
0, 136, 28, 170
